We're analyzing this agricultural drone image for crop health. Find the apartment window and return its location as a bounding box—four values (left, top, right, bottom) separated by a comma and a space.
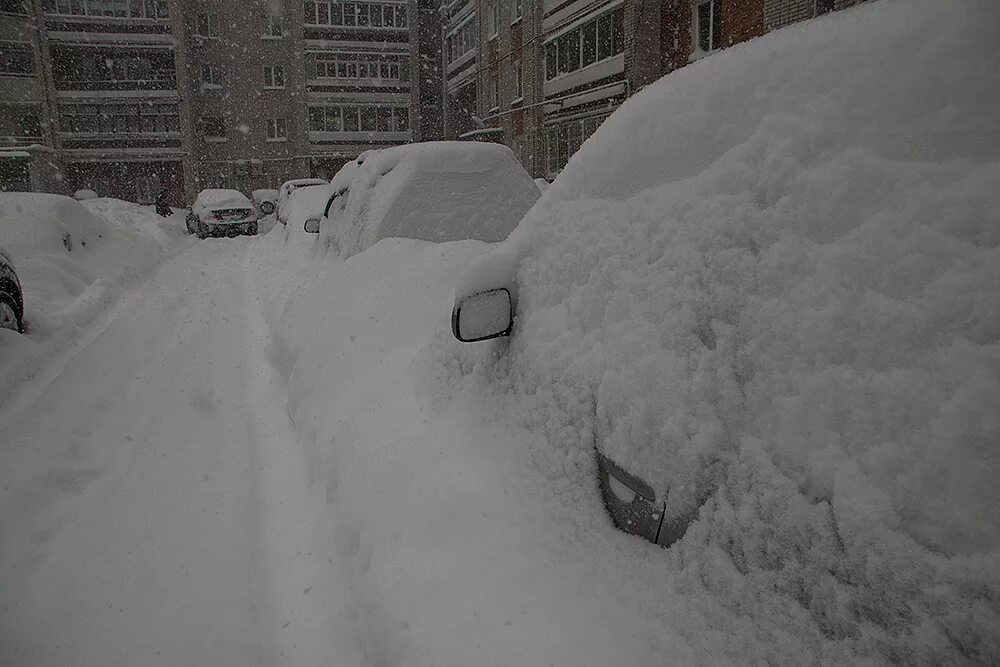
42, 0, 167, 17
307, 105, 409, 133
266, 118, 287, 141
0, 42, 33, 76
263, 65, 285, 88
261, 13, 283, 37
447, 17, 476, 64
314, 54, 401, 80
1, 0, 29, 14
544, 7, 623, 81
200, 64, 223, 88
202, 115, 225, 139
513, 60, 522, 100
195, 12, 220, 38
0, 105, 41, 137
696, 0, 722, 52
513, 0, 521, 22
305, 1, 406, 28
546, 114, 609, 174
489, 73, 499, 110
487, 3, 497, 38
59, 102, 179, 135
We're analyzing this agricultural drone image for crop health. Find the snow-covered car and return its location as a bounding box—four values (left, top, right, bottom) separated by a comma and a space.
276, 178, 328, 225
0, 247, 24, 333
73, 189, 98, 201
320, 142, 539, 257
252, 188, 278, 216
185, 189, 258, 238
283, 183, 332, 238
450, 0, 998, 630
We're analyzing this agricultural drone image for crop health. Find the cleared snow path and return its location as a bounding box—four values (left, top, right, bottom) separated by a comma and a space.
0, 238, 360, 666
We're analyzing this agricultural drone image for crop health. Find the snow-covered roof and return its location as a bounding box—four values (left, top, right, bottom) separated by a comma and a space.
323, 141, 539, 257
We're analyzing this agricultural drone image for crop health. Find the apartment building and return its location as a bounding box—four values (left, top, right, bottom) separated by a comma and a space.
1, 2, 49, 191
1, 0, 439, 203
464, 0, 870, 179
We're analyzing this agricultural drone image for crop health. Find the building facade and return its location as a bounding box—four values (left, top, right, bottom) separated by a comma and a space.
1, 0, 440, 203
458, 0, 869, 179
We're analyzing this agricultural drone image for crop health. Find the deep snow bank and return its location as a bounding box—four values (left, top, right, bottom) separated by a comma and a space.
436, 0, 999, 663
0, 194, 178, 405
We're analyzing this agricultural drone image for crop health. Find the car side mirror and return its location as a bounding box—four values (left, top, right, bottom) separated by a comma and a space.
304, 218, 320, 234
451, 288, 513, 342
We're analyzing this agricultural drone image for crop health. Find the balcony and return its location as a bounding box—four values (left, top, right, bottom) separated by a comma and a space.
51, 45, 176, 92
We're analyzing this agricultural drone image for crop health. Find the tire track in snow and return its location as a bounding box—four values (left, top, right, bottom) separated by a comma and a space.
240, 244, 364, 667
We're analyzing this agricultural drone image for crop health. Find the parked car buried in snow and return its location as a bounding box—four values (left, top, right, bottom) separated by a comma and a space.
186, 189, 258, 238
449, 0, 999, 564
276, 178, 328, 226
320, 142, 539, 257
0, 247, 24, 333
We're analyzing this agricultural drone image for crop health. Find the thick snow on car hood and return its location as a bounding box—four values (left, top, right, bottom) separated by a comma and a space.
193, 189, 253, 216
323, 141, 539, 257
446, 0, 1000, 662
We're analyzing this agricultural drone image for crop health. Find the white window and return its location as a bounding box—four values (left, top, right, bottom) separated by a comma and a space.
513, 60, 522, 100
488, 3, 498, 37
513, 0, 521, 22
200, 64, 222, 88
490, 73, 499, 110
263, 65, 285, 88
313, 54, 400, 81
695, 0, 722, 53
307, 105, 408, 134
266, 117, 287, 141
305, 1, 405, 28
544, 7, 624, 81
195, 12, 219, 38
261, 13, 283, 38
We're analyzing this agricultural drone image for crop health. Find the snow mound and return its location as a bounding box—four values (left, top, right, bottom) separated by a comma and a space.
0, 193, 177, 406
436, 0, 1000, 662
323, 141, 539, 258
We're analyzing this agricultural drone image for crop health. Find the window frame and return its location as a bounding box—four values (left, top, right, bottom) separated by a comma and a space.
261, 12, 283, 38
195, 12, 220, 38
543, 7, 625, 82
266, 117, 287, 141
0, 40, 34, 76
200, 63, 223, 89
263, 64, 285, 89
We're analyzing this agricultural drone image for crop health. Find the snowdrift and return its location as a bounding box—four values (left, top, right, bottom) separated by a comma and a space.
323, 142, 539, 258
0, 194, 178, 405
437, 0, 1000, 662
250, 1, 998, 664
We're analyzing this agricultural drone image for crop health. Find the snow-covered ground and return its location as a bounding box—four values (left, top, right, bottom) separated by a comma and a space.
0, 1, 996, 665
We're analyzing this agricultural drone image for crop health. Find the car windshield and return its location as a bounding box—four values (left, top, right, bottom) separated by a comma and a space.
1, 2, 997, 666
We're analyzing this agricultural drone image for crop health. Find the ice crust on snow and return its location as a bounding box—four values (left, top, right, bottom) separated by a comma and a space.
442, 0, 1000, 662
322, 141, 539, 258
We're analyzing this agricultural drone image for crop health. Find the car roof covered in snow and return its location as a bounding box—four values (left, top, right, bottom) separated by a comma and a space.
323, 141, 539, 257
193, 189, 253, 215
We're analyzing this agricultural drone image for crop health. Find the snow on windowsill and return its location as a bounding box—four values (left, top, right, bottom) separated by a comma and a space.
204, 137, 228, 143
